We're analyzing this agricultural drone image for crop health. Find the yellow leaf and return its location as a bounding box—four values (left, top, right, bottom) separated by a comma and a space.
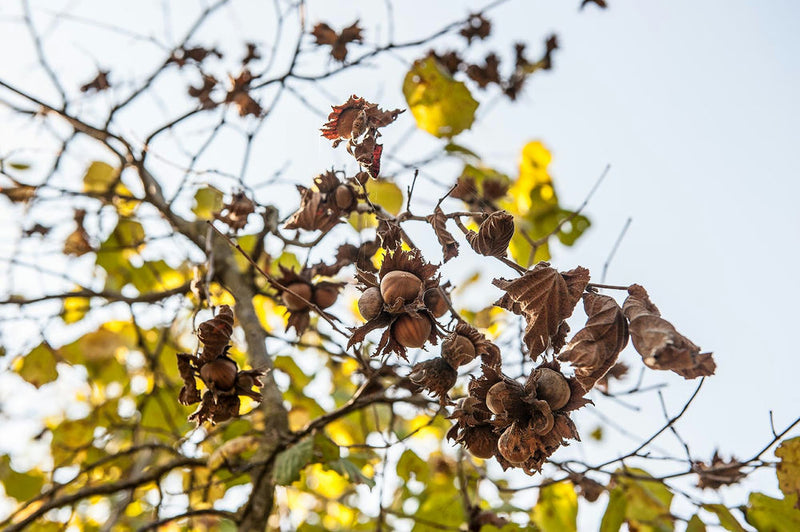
777, 437, 800, 503
366, 179, 403, 215
83, 161, 117, 193
61, 296, 90, 323
532, 480, 578, 532
403, 56, 478, 138
15, 343, 59, 388
192, 186, 224, 220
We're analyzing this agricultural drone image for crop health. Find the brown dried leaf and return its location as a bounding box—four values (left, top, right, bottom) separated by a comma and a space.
623, 284, 715, 379
320, 96, 403, 144
188, 75, 217, 109
427, 50, 463, 75
581, 0, 608, 9
465, 210, 514, 258
695, 451, 746, 489
1, 184, 37, 203
214, 191, 255, 231
493, 262, 590, 358
80, 70, 110, 93
377, 219, 403, 250
242, 42, 261, 65
284, 186, 340, 232
559, 292, 628, 391
224, 70, 262, 117
64, 209, 92, 256
169, 45, 222, 67
466, 53, 501, 89
595, 362, 629, 393
311, 21, 363, 62
428, 206, 459, 262
460, 14, 491, 43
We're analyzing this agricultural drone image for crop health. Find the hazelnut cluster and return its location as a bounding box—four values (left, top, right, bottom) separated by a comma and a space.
273, 265, 343, 335
285, 171, 361, 233
348, 248, 446, 359
409, 322, 501, 403
177, 305, 265, 425
447, 360, 588, 473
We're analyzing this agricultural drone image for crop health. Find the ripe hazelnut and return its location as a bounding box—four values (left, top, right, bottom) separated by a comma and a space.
498, 422, 533, 464
486, 381, 524, 416
423, 287, 449, 318
312, 284, 339, 309
533, 368, 571, 411
358, 286, 384, 320
463, 425, 498, 459
281, 282, 312, 311
391, 313, 431, 348
200, 357, 238, 391
380, 270, 423, 307
334, 184, 356, 210
441, 334, 476, 368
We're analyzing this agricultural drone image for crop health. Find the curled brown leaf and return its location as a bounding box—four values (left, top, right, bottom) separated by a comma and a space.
558, 292, 628, 391
623, 284, 715, 379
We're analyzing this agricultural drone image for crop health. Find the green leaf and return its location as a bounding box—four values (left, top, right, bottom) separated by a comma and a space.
96, 217, 147, 291
413, 491, 465, 532
313, 432, 340, 463
274, 355, 312, 389
403, 56, 478, 138
397, 449, 428, 482
600, 487, 627, 532
703, 504, 747, 532
15, 343, 58, 388
444, 142, 480, 161
83, 161, 117, 193
776, 436, 800, 503
0, 456, 44, 501
327, 458, 375, 488
192, 186, 224, 220
686, 514, 707, 532
531, 480, 578, 532
745, 493, 800, 532
601, 469, 674, 532
274, 438, 314, 485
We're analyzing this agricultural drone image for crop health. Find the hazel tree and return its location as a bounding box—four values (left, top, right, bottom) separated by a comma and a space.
0, 1, 798, 531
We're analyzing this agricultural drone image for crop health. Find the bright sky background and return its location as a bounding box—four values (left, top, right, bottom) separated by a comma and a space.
0, 0, 798, 528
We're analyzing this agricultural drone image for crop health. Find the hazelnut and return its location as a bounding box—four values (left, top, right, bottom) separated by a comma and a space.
441, 333, 476, 368
485, 381, 524, 416
334, 184, 356, 210
463, 425, 498, 459
391, 313, 431, 348
380, 270, 423, 307
533, 368, 571, 411
281, 282, 312, 311
200, 357, 238, 391
312, 284, 339, 309
358, 286, 384, 320
498, 422, 533, 464
423, 287, 449, 318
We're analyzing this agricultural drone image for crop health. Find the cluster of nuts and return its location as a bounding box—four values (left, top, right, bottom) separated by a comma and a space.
176, 305, 265, 425
409, 322, 501, 403
447, 360, 584, 473
284, 170, 361, 233
349, 248, 445, 359
274, 265, 343, 335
